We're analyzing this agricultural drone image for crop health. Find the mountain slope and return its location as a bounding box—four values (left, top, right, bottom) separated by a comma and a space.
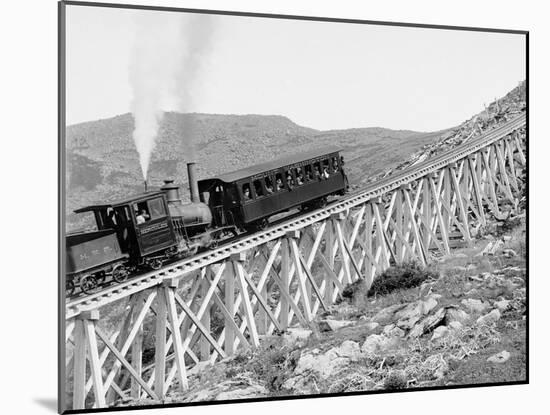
65, 80, 525, 230
65, 112, 444, 228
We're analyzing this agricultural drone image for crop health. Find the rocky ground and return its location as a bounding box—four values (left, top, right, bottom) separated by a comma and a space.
119, 212, 526, 407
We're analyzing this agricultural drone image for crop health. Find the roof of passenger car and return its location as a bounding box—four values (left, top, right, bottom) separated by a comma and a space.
198, 146, 342, 184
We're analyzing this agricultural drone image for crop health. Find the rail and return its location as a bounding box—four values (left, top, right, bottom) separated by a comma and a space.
65, 113, 526, 320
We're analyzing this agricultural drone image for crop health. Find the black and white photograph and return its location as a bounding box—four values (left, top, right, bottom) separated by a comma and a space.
59, 1, 527, 413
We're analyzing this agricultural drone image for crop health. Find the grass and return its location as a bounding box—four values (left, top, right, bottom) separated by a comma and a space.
338, 262, 438, 312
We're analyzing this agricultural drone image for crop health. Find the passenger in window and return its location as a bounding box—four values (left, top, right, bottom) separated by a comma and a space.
314, 166, 322, 181
106, 208, 117, 227
286, 172, 294, 189
254, 182, 263, 197
276, 178, 284, 191
322, 166, 330, 179
266, 182, 274, 194
243, 186, 251, 200
296, 168, 304, 185
332, 157, 339, 172
136, 209, 150, 224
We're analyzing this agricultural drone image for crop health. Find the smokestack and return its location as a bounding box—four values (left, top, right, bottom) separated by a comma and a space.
187, 162, 200, 203
161, 179, 181, 203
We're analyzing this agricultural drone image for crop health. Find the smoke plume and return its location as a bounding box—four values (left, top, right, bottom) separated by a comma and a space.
129, 13, 214, 180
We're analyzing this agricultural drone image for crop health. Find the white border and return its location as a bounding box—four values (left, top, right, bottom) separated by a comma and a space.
2, 1, 547, 414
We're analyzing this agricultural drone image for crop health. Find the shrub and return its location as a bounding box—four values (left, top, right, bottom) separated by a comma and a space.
383, 371, 408, 390
240, 337, 299, 392
367, 262, 438, 297
339, 279, 368, 303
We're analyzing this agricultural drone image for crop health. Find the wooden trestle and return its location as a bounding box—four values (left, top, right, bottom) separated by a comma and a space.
63, 116, 526, 410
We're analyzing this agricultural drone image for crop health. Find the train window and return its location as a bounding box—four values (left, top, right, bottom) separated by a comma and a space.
148, 198, 166, 220
227, 185, 238, 202
253, 179, 264, 198
71, 211, 98, 232
242, 183, 252, 200
134, 202, 151, 224
265, 177, 274, 194
285, 170, 295, 189
275, 173, 284, 191
295, 167, 304, 186
313, 162, 322, 180
304, 165, 313, 181
332, 156, 339, 172
322, 160, 331, 179
97, 207, 117, 229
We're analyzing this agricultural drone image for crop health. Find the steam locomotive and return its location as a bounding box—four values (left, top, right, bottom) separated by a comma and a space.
66, 146, 348, 296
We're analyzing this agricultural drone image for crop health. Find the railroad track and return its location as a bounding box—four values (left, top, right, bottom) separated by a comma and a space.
65, 113, 526, 320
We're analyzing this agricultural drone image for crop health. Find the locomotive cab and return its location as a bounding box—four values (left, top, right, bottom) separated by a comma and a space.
75, 192, 178, 265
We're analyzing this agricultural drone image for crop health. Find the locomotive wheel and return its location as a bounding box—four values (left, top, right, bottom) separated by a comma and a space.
112, 265, 128, 283
316, 197, 327, 209
80, 275, 98, 294
149, 259, 163, 270
255, 219, 269, 231
66, 280, 75, 297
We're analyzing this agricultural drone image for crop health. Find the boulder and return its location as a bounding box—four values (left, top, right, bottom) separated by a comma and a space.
395, 297, 438, 330
361, 334, 399, 354
487, 350, 511, 364
431, 326, 449, 341
283, 327, 313, 346
446, 307, 470, 324
293, 342, 361, 380
334, 340, 363, 361
503, 248, 517, 258
363, 321, 380, 331
461, 298, 489, 314
494, 299, 511, 312
383, 324, 406, 338
372, 303, 408, 324
434, 360, 449, 379
318, 319, 354, 332
293, 350, 348, 379
448, 321, 463, 331
409, 307, 446, 338
476, 309, 501, 326
184, 377, 268, 402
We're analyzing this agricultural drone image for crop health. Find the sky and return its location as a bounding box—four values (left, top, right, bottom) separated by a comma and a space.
65, 5, 526, 132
